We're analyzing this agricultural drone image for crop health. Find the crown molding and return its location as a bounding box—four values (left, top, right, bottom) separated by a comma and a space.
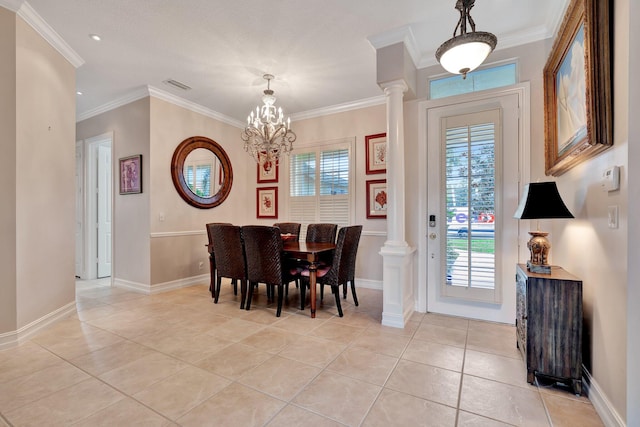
15, 1, 84, 68
0, 0, 22, 11
147, 86, 244, 128
367, 24, 420, 68
76, 87, 150, 122
290, 95, 386, 122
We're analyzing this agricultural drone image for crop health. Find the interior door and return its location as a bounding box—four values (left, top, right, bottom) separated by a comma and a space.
426, 92, 521, 322
97, 142, 112, 278
75, 141, 84, 278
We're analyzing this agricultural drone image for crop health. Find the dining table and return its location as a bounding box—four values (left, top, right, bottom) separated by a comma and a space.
283, 241, 335, 318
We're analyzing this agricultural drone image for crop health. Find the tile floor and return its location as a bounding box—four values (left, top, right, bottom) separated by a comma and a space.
0, 278, 604, 426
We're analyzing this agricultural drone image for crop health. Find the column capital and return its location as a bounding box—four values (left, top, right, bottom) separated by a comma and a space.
380, 79, 409, 94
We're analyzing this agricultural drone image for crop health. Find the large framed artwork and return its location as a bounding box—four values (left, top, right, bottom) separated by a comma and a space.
366, 179, 387, 219
119, 155, 142, 194
256, 186, 278, 218
543, 0, 611, 176
257, 152, 279, 183
365, 133, 387, 174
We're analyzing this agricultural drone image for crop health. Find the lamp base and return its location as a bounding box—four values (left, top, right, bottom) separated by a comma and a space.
527, 231, 552, 274
526, 261, 552, 274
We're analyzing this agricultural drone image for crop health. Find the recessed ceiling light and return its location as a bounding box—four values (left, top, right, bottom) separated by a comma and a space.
89, 34, 101, 41
76, 91, 83, 95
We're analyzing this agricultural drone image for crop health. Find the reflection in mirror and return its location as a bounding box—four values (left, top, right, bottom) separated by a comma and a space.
171, 136, 233, 209
183, 148, 223, 198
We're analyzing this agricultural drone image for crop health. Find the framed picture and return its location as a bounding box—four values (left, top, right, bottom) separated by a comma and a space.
543, 0, 612, 177
256, 186, 278, 218
119, 155, 142, 194
365, 133, 387, 174
366, 179, 387, 219
257, 153, 278, 183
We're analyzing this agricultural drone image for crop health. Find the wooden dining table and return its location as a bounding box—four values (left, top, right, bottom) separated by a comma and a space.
283, 241, 335, 318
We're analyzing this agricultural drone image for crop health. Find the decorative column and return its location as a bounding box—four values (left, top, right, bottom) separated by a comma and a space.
379, 79, 415, 328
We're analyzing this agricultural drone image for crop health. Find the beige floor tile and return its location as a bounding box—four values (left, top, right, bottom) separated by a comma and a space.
204, 317, 266, 342
239, 355, 321, 401
362, 388, 457, 427
464, 349, 531, 388
195, 342, 273, 380
351, 330, 411, 358
266, 404, 344, 427
459, 375, 550, 426
413, 323, 468, 348
385, 359, 461, 407
401, 339, 465, 372
466, 324, 521, 359
133, 366, 231, 420
272, 312, 328, 335
309, 322, 365, 344
278, 335, 346, 368
326, 346, 398, 386
422, 313, 470, 330
457, 410, 514, 426
4, 378, 124, 426
30, 325, 124, 360
0, 361, 89, 412
541, 393, 604, 427
177, 382, 285, 427
71, 398, 173, 426
0, 342, 63, 384
69, 340, 155, 376
327, 311, 382, 329
75, 304, 123, 322
98, 352, 188, 395
136, 329, 234, 364
364, 320, 420, 338
536, 377, 589, 402
293, 371, 381, 426
240, 326, 302, 354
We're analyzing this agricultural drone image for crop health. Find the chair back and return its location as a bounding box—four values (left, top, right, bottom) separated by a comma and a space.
324, 225, 362, 285
210, 224, 246, 280
206, 222, 232, 249
306, 223, 338, 243
242, 225, 284, 285
273, 222, 301, 241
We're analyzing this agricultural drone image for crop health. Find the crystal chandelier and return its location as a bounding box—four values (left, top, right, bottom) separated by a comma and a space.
435, 0, 497, 79
241, 74, 296, 171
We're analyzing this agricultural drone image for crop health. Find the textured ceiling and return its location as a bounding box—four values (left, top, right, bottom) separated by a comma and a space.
7, 0, 569, 124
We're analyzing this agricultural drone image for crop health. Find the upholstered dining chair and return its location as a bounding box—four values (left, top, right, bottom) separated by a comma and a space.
206, 222, 234, 298
299, 225, 362, 317
273, 222, 301, 240
209, 224, 248, 307
242, 225, 297, 317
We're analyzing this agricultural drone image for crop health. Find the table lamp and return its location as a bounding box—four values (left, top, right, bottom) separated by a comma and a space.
513, 182, 574, 273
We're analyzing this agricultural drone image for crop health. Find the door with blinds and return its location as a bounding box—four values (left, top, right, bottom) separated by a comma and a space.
427, 92, 521, 319
287, 138, 353, 239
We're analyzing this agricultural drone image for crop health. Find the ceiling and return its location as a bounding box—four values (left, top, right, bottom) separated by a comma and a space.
7, 0, 568, 124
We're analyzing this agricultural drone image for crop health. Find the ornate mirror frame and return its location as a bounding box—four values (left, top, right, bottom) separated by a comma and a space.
171, 136, 233, 209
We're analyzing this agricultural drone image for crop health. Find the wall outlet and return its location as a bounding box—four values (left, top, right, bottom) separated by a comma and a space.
198, 261, 204, 269
608, 205, 618, 229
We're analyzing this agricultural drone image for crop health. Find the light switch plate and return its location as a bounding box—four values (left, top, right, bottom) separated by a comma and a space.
608, 205, 618, 229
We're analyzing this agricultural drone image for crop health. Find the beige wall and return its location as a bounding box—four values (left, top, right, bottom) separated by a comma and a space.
0, 7, 17, 334
552, 0, 629, 419
77, 98, 152, 286
14, 15, 76, 328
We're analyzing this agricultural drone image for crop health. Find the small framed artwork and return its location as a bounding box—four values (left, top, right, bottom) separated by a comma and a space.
366, 179, 387, 219
119, 155, 142, 195
256, 186, 278, 218
543, 0, 611, 176
257, 153, 278, 183
365, 133, 387, 175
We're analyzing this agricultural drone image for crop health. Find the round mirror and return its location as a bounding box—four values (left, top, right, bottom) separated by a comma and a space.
171, 136, 233, 209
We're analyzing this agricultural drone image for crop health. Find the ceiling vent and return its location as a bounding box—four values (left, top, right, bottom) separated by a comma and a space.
162, 79, 191, 91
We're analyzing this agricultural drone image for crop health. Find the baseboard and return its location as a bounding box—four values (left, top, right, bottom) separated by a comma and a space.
583, 366, 626, 427
0, 301, 77, 351
113, 274, 209, 295
355, 278, 382, 291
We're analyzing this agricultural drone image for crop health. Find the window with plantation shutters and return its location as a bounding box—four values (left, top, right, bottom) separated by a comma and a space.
288, 139, 353, 239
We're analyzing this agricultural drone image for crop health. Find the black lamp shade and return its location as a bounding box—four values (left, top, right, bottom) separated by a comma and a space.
513, 182, 574, 219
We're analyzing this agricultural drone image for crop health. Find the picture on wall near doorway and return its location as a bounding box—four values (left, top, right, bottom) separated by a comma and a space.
365, 133, 387, 174
366, 179, 387, 219
543, 0, 612, 177
119, 154, 142, 194
256, 186, 278, 218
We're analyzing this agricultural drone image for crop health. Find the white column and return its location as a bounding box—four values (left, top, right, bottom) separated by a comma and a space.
379, 79, 415, 328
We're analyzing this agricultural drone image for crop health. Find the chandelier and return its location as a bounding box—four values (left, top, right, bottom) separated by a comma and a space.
435, 0, 497, 79
241, 74, 296, 171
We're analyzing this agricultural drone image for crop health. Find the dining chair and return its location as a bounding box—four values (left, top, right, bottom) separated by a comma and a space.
299, 225, 362, 317
242, 225, 297, 317
209, 224, 248, 307
305, 223, 338, 244
206, 222, 235, 298
273, 222, 301, 240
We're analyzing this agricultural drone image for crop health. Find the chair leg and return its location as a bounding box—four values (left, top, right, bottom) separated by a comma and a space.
343, 282, 347, 299
232, 279, 238, 296
246, 281, 256, 310
276, 284, 284, 317
320, 283, 324, 301
240, 279, 247, 309
350, 279, 359, 306
333, 285, 343, 317
214, 276, 223, 303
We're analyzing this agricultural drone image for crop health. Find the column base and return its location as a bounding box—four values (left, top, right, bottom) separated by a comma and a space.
380, 243, 415, 328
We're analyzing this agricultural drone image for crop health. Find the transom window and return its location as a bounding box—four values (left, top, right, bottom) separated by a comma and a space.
430, 63, 517, 100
